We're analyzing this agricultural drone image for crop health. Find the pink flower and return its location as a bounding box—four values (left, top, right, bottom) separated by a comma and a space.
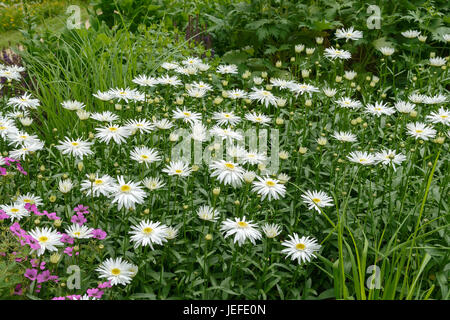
87, 288, 104, 299
0, 167, 6, 176
52, 297, 66, 300
24, 268, 38, 281
37, 270, 51, 284
98, 281, 112, 289
74, 205, 89, 215
13, 284, 23, 296
61, 234, 74, 244
71, 213, 87, 225
92, 229, 107, 240
64, 247, 79, 257
0, 210, 9, 220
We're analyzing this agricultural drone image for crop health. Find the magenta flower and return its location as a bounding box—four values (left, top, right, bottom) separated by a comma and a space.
92, 229, 107, 240
98, 281, 112, 289
13, 284, 23, 296
74, 205, 89, 215
61, 234, 74, 244
71, 213, 87, 225
0, 210, 9, 220
24, 268, 38, 281
87, 288, 104, 299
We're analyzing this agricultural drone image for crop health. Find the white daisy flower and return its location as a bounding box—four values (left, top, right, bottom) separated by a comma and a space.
248, 87, 279, 108
28, 227, 63, 256
96, 257, 134, 286
95, 125, 131, 144
394, 101, 415, 113
56, 137, 94, 159
301, 190, 334, 213
365, 101, 396, 116
212, 111, 241, 126
210, 160, 245, 188
110, 176, 147, 210
374, 149, 407, 171
132, 75, 158, 87
90, 111, 119, 122
209, 126, 243, 142
162, 160, 192, 177
332, 131, 357, 143
245, 112, 271, 125
324, 47, 351, 60
347, 151, 376, 165
197, 205, 220, 222
80, 174, 115, 197
172, 107, 201, 125
216, 64, 238, 74
406, 122, 436, 140
65, 224, 94, 239
426, 107, 449, 126
141, 177, 166, 191
130, 146, 161, 168
261, 223, 282, 238
61, 100, 85, 111
125, 118, 154, 134
281, 234, 321, 264
0, 203, 29, 221
335, 27, 363, 41
7, 93, 40, 110
252, 176, 286, 201
220, 217, 262, 246
129, 220, 168, 249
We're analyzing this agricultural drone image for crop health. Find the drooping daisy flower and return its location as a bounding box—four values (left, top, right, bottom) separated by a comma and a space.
0, 203, 29, 221
92, 90, 114, 101
80, 174, 115, 197
344, 71, 357, 80
245, 112, 271, 125
324, 47, 351, 60
172, 107, 201, 125
216, 64, 238, 74
323, 87, 338, 97
96, 257, 134, 286
59, 179, 74, 193
125, 119, 154, 134
262, 223, 282, 238
426, 107, 449, 126
130, 146, 161, 168
0, 118, 18, 138
160, 62, 179, 70
9, 141, 44, 160
7, 93, 40, 110
242, 150, 267, 165
209, 126, 243, 142
56, 137, 94, 159
406, 122, 436, 140
197, 205, 220, 222
332, 131, 357, 143
95, 125, 131, 144
401, 30, 421, 38
347, 151, 376, 165
107, 87, 145, 103
374, 149, 407, 171
220, 217, 262, 246
165, 226, 178, 240
110, 176, 147, 210
190, 81, 213, 92
365, 101, 396, 116
422, 94, 447, 105
429, 57, 446, 67
129, 220, 168, 249
153, 118, 174, 130
141, 177, 166, 191
287, 82, 320, 96
190, 122, 208, 142
270, 78, 296, 89
301, 190, 334, 213
281, 234, 321, 264
182, 56, 202, 67
132, 75, 158, 87
61, 100, 85, 111
65, 224, 94, 239
212, 111, 241, 126
90, 111, 119, 122
187, 87, 207, 98
408, 93, 426, 104
378, 47, 395, 56
209, 160, 245, 188
395, 101, 415, 113
335, 97, 362, 109
252, 176, 286, 201
227, 89, 247, 99
162, 160, 192, 177
157, 74, 182, 86
335, 27, 363, 41
28, 227, 63, 256
248, 87, 278, 108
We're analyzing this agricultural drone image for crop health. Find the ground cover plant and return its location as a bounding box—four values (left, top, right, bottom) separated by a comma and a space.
0, 0, 449, 301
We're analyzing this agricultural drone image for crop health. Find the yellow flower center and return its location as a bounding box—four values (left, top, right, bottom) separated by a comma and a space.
71, 142, 79, 146
237, 221, 248, 228
224, 114, 230, 118
266, 180, 276, 187
141, 155, 149, 159
11, 208, 19, 213
73, 232, 81, 237
109, 127, 118, 132
23, 199, 32, 203
39, 236, 48, 243
95, 179, 103, 185
175, 169, 183, 174
296, 243, 306, 250
312, 198, 321, 203
111, 268, 121, 275
415, 130, 423, 133
143, 227, 153, 234
224, 163, 235, 170
20, 135, 27, 139
120, 185, 131, 192
255, 117, 261, 121
183, 112, 191, 117
0, 126, 6, 130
